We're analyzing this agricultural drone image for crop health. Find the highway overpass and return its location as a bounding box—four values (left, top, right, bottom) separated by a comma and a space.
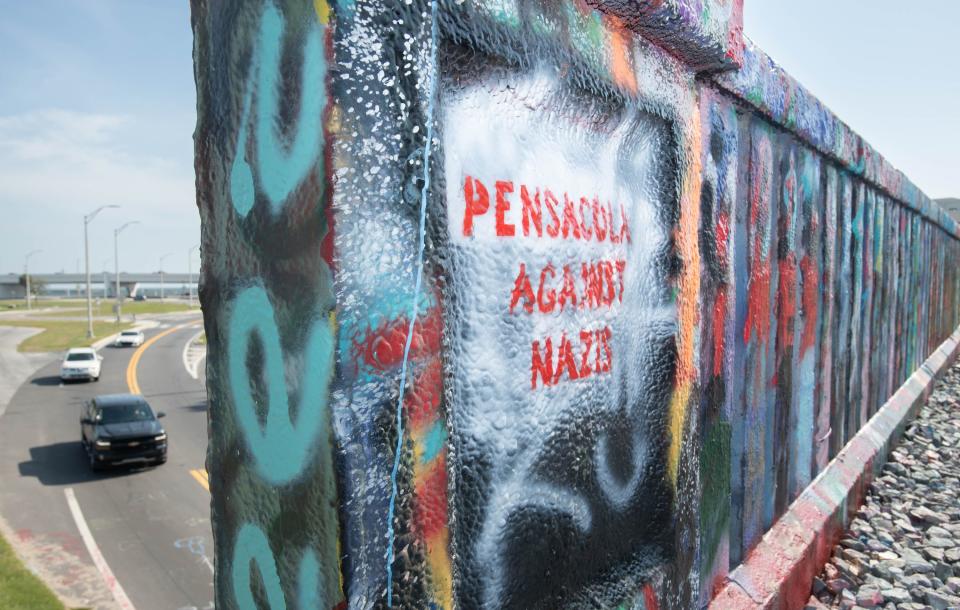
0, 272, 197, 299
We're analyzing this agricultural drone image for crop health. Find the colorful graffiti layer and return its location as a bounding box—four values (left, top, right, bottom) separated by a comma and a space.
191, 1, 960, 608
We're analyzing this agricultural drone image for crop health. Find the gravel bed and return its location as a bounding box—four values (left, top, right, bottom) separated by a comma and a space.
807, 362, 960, 610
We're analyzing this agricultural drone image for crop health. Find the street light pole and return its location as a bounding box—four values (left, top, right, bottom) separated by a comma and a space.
159, 253, 173, 301
114, 221, 140, 323
188, 244, 200, 307
84, 206, 119, 338
24, 250, 42, 310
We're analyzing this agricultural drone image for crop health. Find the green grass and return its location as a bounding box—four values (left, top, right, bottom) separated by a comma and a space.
31, 301, 197, 318
0, 299, 88, 311
0, 531, 65, 610
0, 320, 132, 353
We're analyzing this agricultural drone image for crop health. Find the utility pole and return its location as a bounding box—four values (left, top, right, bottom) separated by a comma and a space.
24, 250, 42, 310
84, 206, 119, 338
114, 221, 139, 323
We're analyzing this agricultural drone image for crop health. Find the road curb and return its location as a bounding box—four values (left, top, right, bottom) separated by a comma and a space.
709, 325, 960, 610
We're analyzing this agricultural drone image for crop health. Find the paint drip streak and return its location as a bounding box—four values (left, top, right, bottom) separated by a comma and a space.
386, 0, 440, 606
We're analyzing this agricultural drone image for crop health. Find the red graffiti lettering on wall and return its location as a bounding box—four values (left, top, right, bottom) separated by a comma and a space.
463, 176, 631, 244
509, 259, 627, 315
464, 175, 631, 392
531, 327, 613, 389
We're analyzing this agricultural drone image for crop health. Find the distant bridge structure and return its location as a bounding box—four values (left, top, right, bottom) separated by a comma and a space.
0, 272, 198, 299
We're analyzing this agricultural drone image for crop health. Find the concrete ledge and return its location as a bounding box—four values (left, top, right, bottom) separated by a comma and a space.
710, 326, 960, 610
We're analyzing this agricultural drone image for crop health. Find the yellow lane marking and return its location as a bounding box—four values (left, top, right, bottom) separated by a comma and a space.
190, 469, 210, 492
125, 324, 192, 395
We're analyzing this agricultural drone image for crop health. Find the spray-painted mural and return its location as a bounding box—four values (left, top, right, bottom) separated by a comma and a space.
191, 1, 960, 609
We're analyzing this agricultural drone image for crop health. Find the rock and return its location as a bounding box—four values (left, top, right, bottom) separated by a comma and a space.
936, 562, 955, 581
910, 506, 948, 525
879, 588, 910, 604
947, 577, 960, 593
828, 578, 854, 594
926, 588, 960, 610
835, 558, 863, 580
902, 574, 933, 589
905, 559, 935, 575
928, 537, 956, 549
844, 548, 872, 566
900, 547, 925, 562
856, 588, 885, 608
945, 547, 960, 563
843, 538, 868, 552
804, 595, 830, 610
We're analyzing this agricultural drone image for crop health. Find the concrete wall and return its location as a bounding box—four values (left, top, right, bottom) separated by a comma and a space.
190, 1, 960, 608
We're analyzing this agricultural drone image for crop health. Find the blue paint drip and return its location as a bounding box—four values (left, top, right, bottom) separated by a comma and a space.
228, 285, 334, 486
385, 1, 439, 605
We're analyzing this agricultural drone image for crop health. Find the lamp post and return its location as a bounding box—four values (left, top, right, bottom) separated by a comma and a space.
114, 221, 139, 323
84, 206, 119, 338
188, 244, 200, 307
159, 253, 173, 301
24, 250, 42, 310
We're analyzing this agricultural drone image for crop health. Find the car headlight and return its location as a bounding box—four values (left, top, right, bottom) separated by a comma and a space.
95, 440, 111, 449
154, 433, 167, 442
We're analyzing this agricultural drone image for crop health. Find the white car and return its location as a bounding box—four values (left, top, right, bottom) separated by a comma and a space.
60, 348, 103, 382
115, 330, 145, 347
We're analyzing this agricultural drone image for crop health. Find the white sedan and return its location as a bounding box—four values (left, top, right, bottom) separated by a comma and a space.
114, 329, 145, 347
60, 348, 102, 382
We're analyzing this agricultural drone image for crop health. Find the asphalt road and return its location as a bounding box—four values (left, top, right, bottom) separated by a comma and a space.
0, 317, 212, 610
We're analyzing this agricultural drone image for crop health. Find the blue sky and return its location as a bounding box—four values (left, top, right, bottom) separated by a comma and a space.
746, 1, 960, 201
0, 0, 195, 274
0, 1, 957, 273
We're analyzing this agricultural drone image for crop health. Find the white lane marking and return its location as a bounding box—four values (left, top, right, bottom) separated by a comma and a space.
182, 328, 206, 380
64, 488, 137, 610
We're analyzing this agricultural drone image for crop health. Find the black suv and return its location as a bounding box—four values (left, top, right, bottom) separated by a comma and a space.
81, 394, 167, 470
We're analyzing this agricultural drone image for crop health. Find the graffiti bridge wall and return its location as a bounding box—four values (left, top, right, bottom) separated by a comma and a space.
191, 1, 960, 608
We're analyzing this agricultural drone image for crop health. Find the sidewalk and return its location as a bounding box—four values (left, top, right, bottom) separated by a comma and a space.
809, 362, 960, 609
0, 327, 56, 420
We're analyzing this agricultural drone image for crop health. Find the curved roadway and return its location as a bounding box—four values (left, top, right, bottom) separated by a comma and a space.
0, 318, 212, 610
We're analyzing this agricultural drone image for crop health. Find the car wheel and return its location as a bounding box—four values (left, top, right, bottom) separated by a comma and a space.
88, 451, 103, 472
93, 375, 100, 382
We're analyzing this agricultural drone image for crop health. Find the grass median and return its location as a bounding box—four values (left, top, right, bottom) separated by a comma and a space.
0, 532, 65, 610
0, 320, 132, 353
31, 301, 197, 318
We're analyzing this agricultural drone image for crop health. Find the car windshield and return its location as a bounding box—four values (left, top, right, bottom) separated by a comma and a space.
121, 332, 139, 336
66, 353, 95, 362
99, 403, 154, 424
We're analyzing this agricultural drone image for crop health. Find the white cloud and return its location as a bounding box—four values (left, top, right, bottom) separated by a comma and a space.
0, 109, 194, 214
0, 109, 198, 272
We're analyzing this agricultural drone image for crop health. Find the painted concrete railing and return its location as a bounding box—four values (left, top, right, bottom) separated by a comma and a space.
191, 1, 960, 608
